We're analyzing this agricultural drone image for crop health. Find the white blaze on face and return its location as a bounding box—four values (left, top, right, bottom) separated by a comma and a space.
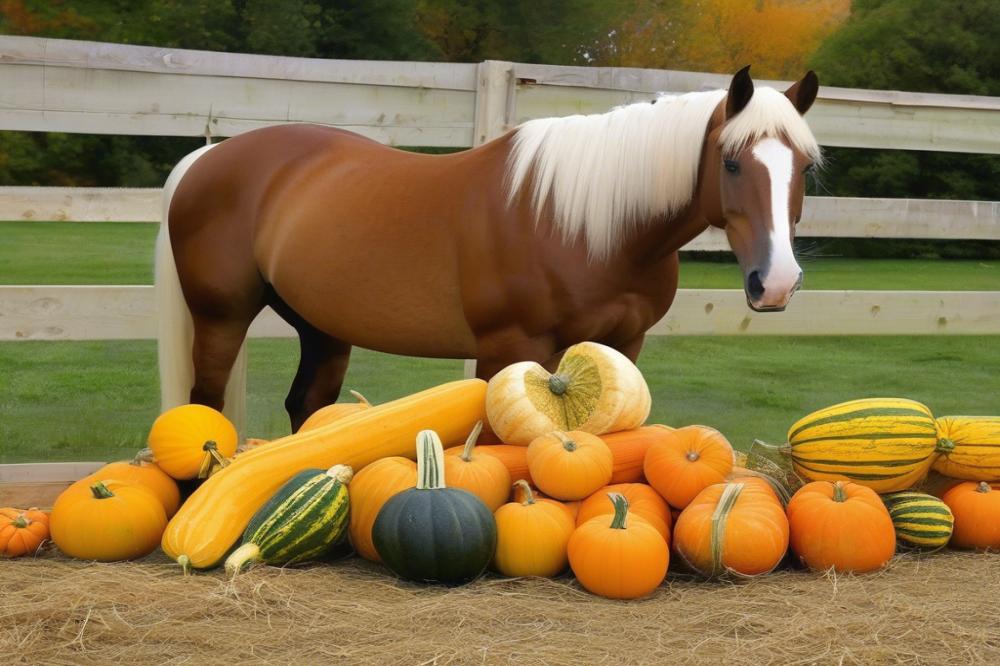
751, 138, 802, 304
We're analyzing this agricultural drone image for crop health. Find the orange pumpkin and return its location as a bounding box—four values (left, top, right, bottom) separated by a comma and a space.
942, 481, 1000, 550
673, 481, 788, 578
472, 444, 533, 485
50, 481, 166, 561
147, 404, 238, 480
600, 425, 674, 484
568, 493, 669, 599
527, 430, 613, 501
0, 508, 49, 558
787, 481, 896, 573
494, 481, 576, 577
576, 483, 672, 542
643, 425, 734, 509
443, 421, 512, 511
298, 390, 373, 432
91, 452, 181, 518
347, 456, 417, 562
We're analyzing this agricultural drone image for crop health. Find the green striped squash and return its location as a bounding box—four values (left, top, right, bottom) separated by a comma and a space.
787, 398, 945, 493
224, 465, 352, 575
881, 491, 954, 550
933, 416, 1000, 481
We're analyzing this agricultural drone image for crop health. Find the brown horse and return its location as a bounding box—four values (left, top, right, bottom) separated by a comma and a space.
157, 66, 821, 432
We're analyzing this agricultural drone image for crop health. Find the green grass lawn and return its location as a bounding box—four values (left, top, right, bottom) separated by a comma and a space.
2, 221, 999, 289
2, 221, 998, 463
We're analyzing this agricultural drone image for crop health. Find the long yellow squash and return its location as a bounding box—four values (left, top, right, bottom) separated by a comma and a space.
934, 416, 1000, 481
162, 379, 487, 570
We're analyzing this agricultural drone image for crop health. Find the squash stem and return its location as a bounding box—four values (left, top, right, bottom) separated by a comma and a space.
554, 431, 577, 452
224, 543, 262, 576
513, 479, 536, 505
686, 450, 700, 462
11, 515, 29, 528
347, 390, 372, 407
935, 438, 955, 454
548, 374, 570, 396
977, 482, 992, 494
325, 464, 354, 485
178, 554, 192, 576
832, 481, 848, 502
90, 481, 115, 499
416, 430, 447, 490
710, 483, 743, 577
132, 447, 155, 465
197, 441, 229, 479
608, 492, 630, 529
460, 421, 484, 462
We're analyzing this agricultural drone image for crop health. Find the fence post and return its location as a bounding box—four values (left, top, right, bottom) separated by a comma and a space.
465, 60, 515, 379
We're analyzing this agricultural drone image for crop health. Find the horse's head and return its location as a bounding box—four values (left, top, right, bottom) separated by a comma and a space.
702, 66, 820, 312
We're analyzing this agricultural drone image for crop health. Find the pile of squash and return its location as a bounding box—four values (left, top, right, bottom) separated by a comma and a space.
8, 341, 1000, 602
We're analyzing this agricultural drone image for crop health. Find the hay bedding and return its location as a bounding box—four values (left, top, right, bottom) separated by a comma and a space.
2, 550, 999, 665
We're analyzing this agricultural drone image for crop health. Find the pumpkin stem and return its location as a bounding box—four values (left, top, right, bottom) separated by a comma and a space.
977, 482, 992, 494
347, 390, 372, 407
513, 479, 536, 505
460, 421, 484, 462
608, 492, 630, 529
686, 451, 700, 462
132, 447, 155, 465
178, 554, 192, 576
11, 515, 30, 528
709, 482, 744, 578
197, 441, 229, 479
325, 464, 354, 485
832, 481, 848, 502
224, 543, 262, 576
90, 481, 115, 499
548, 374, 570, 396
936, 438, 955, 454
416, 430, 447, 490
554, 431, 578, 452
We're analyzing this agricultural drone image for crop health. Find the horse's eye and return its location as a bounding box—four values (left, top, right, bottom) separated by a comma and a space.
724, 159, 740, 174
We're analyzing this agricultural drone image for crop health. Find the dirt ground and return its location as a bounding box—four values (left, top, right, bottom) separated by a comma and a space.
3, 549, 999, 665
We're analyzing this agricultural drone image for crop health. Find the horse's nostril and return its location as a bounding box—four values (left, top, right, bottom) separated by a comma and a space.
747, 270, 765, 300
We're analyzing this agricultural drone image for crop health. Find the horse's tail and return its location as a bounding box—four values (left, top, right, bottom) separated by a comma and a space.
156, 144, 241, 418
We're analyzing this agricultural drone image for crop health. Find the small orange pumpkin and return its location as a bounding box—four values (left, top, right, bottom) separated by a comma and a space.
443, 421, 512, 511
91, 452, 181, 518
673, 481, 788, 578
50, 481, 166, 561
347, 456, 417, 562
147, 404, 238, 480
787, 481, 896, 573
0, 508, 49, 558
298, 390, 373, 432
568, 493, 669, 599
942, 481, 1000, 550
494, 481, 576, 577
527, 430, 614, 501
600, 425, 675, 484
643, 425, 734, 509
576, 483, 671, 542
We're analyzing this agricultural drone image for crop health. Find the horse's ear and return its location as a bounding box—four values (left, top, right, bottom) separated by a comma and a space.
726, 65, 754, 119
785, 71, 819, 115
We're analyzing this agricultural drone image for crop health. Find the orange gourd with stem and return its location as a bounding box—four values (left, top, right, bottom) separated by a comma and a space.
443, 421, 512, 511
494, 480, 576, 577
91, 451, 181, 517
673, 481, 788, 578
568, 493, 668, 599
576, 483, 671, 542
643, 425, 734, 509
527, 430, 613, 501
787, 481, 896, 572
298, 390, 373, 432
347, 457, 417, 562
942, 481, 1000, 550
147, 404, 238, 480
0, 508, 49, 558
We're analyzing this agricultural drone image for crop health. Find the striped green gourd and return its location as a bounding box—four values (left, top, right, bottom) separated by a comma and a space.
224, 465, 352, 575
787, 398, 948, 493
881, 491, 954, 550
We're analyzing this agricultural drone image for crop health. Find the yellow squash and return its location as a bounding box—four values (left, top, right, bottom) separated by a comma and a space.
934, 416, 1000, 481
162, 379, 487, 570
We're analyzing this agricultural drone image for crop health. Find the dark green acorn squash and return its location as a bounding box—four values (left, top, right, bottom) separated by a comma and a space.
372, 429, 497, 584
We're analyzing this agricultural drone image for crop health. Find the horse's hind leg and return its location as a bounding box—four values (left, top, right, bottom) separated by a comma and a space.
189, 308, 262, 411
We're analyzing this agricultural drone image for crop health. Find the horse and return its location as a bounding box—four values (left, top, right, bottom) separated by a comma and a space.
156, 66, 821, 433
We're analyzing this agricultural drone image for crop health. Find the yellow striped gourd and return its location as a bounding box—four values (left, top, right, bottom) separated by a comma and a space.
881, 491, 954, 550
933, 416, 1000, 481
787, 398, 946, 493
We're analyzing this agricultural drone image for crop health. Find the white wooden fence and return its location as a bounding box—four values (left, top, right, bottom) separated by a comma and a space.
1, 35, 999, 340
